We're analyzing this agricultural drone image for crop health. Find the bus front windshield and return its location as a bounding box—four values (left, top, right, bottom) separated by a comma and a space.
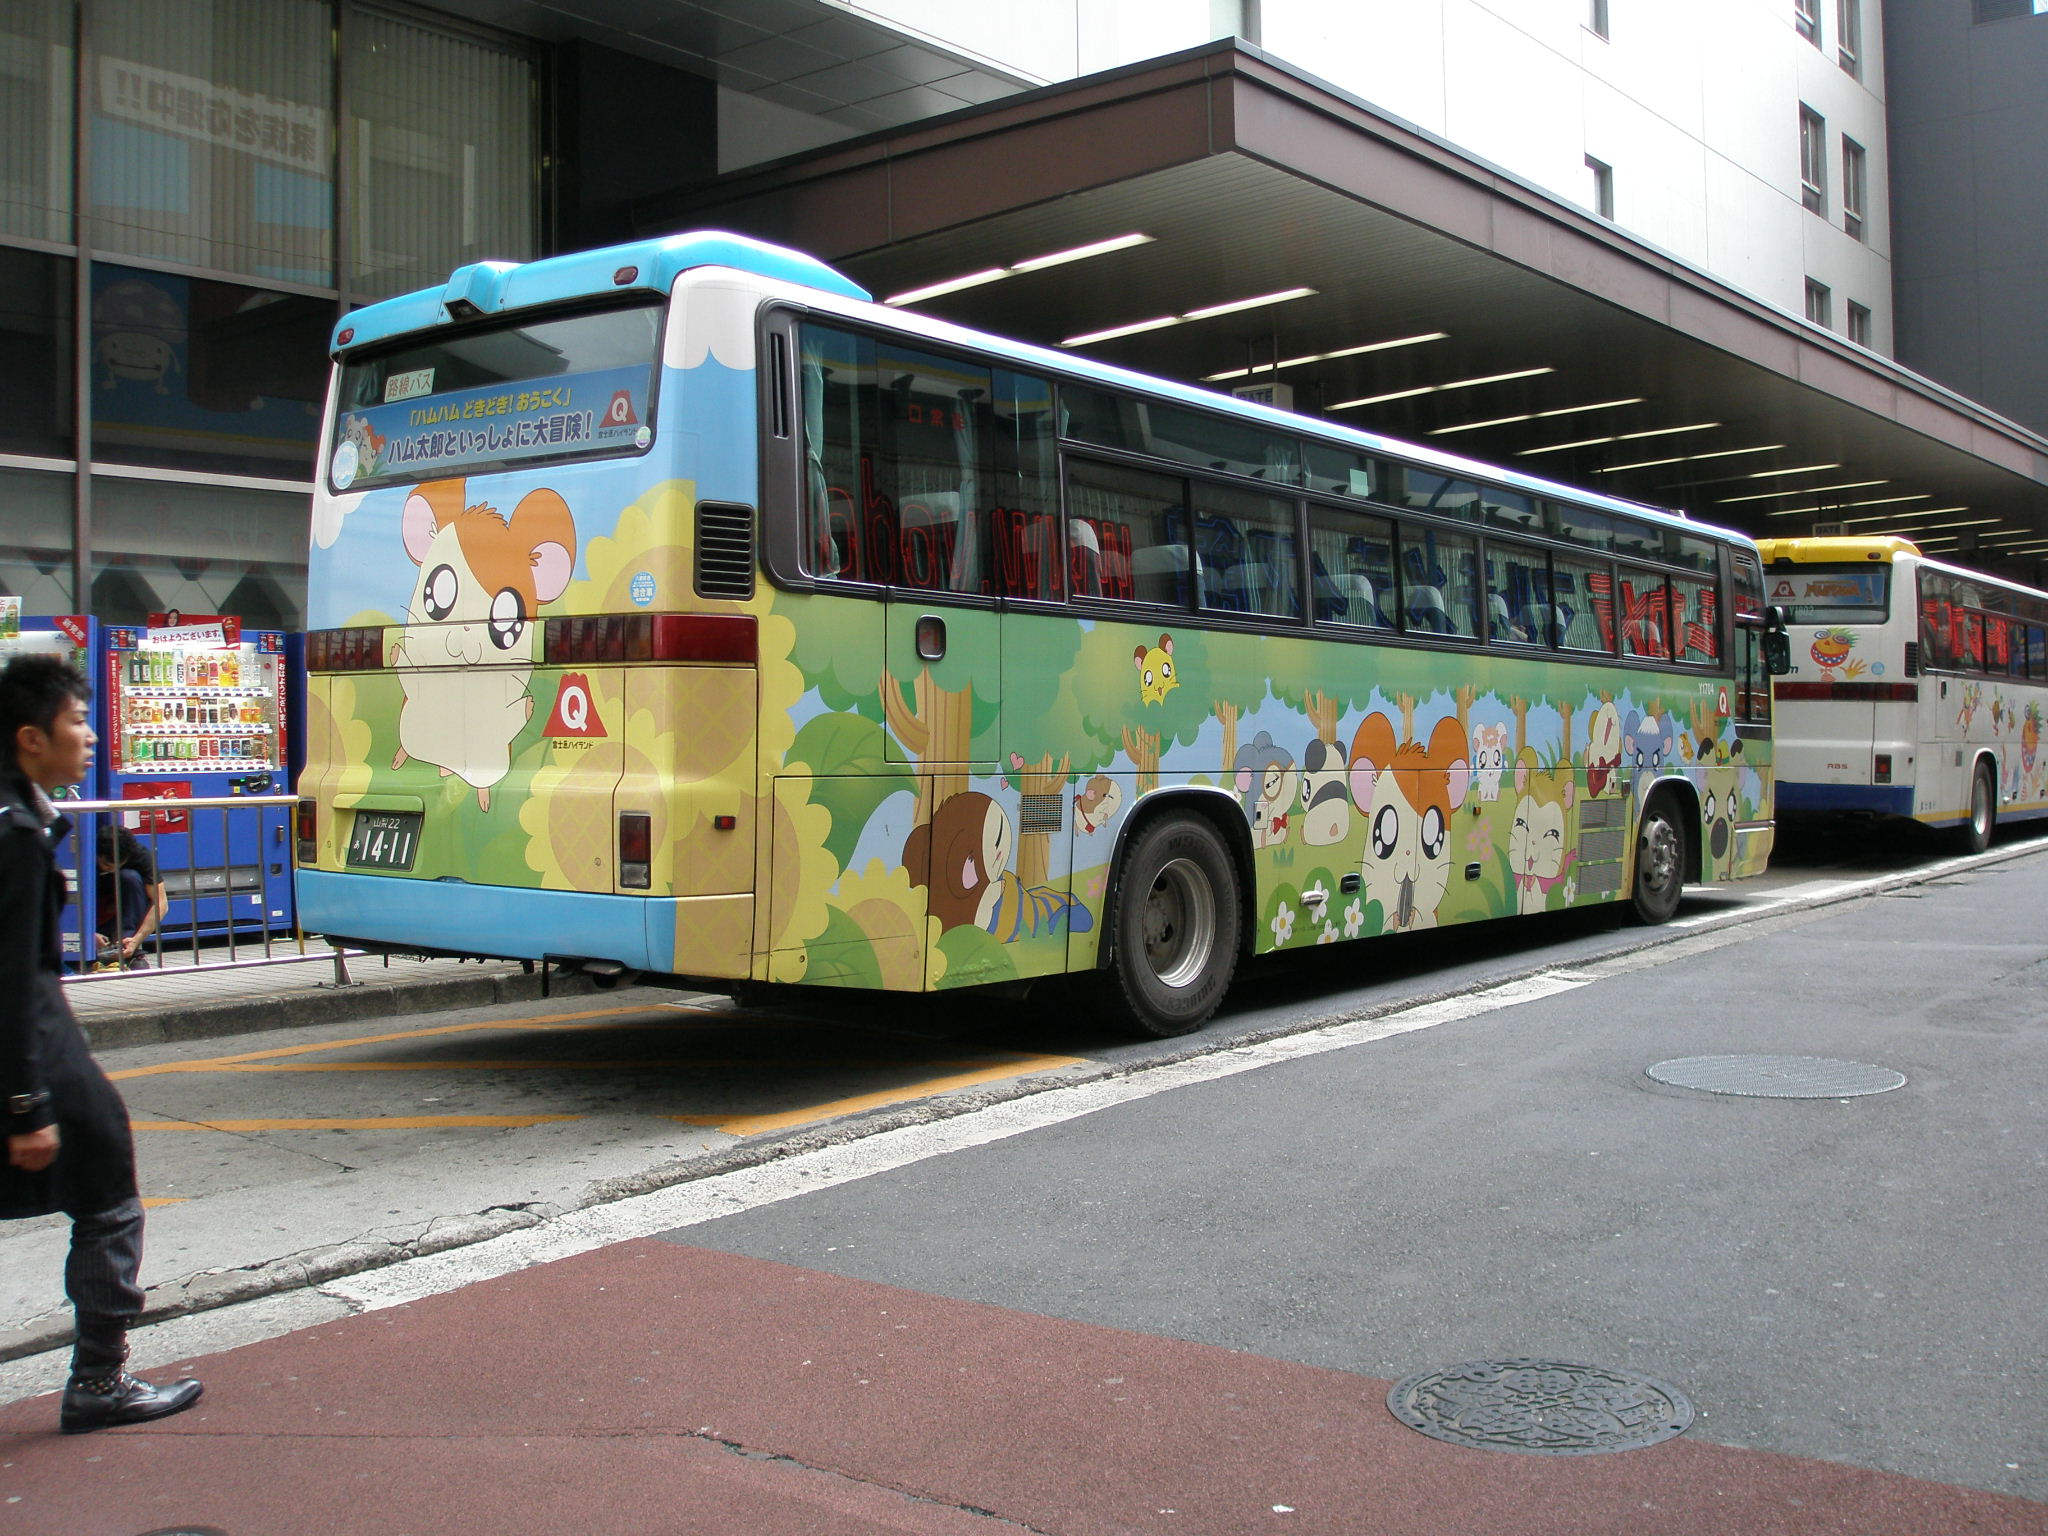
328, 301, 662, 492
1768, 562, 1890, 625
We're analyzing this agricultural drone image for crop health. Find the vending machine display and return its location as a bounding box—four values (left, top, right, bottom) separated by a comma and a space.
101, 617, 295, 940
0, 612, 97, 965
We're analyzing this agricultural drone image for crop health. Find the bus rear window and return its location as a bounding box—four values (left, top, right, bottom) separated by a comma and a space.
329, 302, 662, 490
1766, 561, 1889, 624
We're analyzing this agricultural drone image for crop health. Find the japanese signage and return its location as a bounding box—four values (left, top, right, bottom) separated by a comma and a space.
99, 58, 327, 175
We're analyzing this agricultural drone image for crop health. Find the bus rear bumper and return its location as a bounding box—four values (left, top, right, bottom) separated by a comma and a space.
1774, 781, 1914, 816
296, 870, 752, 977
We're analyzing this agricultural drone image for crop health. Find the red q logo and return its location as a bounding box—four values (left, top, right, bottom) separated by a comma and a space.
605, 391, 638, 426
542, 673, 608, 739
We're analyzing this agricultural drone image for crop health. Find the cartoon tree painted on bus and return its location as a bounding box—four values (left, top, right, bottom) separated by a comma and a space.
881, 663, 979, 826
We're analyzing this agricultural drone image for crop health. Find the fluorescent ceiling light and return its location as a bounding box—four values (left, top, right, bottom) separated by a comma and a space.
1517, 421, 1719, 456
1328, 367, 1553, 411
1745, 462, 1842, 478
1596, 443, 1785, 472
1428, 397, 1644, 436
1061, 284, 1317, 347
1182, 286, 1317, 321
1203, 331, 1450, 382
1877, 518, 2002, 533
885, 233, 1154, 306
1839, 504, 1968, 524
1717, 478, 1889, 505
1766, 493, 1935, 517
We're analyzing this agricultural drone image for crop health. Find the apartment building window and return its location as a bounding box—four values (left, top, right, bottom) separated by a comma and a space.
1837, 0, 1862, 74
1589, 0, 1609, 38
1795, 0, 1821, 44
1842, 136, 1867, 239
1847, 302, 1872, 346
1805, 279, 1832, 328
1585, 155, 1614, 219
1799, 106, 1827, 214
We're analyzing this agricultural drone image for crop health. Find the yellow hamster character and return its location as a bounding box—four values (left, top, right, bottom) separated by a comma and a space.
389, 477, 576, 812
1132, 632, 1178, 706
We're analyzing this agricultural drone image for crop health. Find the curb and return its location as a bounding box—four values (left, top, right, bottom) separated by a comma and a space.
7, 836, 2042, 1368
74, 966, 605, 1052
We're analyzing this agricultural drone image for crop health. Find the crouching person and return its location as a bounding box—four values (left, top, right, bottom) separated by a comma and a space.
0, 656, 201, 1432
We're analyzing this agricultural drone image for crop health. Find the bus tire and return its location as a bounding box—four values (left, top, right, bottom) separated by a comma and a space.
1958, 761, 1996, 854
1631, 794, 1686, 925
1091, 812, 1240, 1038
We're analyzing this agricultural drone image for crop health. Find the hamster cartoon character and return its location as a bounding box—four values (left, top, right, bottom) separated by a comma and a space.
1298, 735, 1352, 845
1347, 692, 1471, 933
904, 792, 1090, 940
1584, 698, 1623, 799
1133, 633, 1178, 706
390, 478, 575, 811
1470, 721, 1511, 802
1622, 707, 1676, 779
1074, 774, 1122, 835
1507, 699, 1575, 915
1233, 731, 1298, 848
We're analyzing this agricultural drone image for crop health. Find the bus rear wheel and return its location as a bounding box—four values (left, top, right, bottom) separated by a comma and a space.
1090, 812, 1240, 1038
1958, 762, 1996, 854
1631, 795, 1686, 924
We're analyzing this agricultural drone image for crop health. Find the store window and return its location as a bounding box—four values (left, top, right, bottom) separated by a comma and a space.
0, 468, 76, 617
347, 10, 536, 299
90, 474, 307, 629
0, 246, 74, 458
91, 263, 329, 478
0, 0, 74, 244
91, 0, 333, 286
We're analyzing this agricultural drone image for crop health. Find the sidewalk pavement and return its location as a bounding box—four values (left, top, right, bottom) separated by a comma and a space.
64, 938, 601, 1050
1, 1240, 2041, 1536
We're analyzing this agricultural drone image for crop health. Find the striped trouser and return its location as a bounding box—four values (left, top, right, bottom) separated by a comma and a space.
66, 1197, 145, 1375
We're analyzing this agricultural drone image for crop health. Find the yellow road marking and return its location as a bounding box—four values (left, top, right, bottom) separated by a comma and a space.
130, 1114, 583, 1131
668, 1056, 1082, 1137
108, 1002, 713, 1081
140, 1197, 187, 1208
134, 1054, 1043, 1075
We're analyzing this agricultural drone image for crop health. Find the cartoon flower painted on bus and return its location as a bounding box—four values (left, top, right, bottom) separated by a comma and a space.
1271, 901, 1296, 946
1343, 898, 1365, 938
1810, 627, 1856, 670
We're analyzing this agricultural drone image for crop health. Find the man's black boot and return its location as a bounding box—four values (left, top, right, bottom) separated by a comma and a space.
59, 1370, 203, 1433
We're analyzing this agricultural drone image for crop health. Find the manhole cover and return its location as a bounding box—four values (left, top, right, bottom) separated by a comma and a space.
1646, 1054, 1906, 1098
1387, 1359, 1693, 1455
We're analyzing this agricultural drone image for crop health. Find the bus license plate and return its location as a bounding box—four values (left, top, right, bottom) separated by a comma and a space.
345, 810, 422, 871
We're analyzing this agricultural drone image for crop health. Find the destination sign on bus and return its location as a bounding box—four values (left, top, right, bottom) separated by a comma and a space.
331, 363, 651, 488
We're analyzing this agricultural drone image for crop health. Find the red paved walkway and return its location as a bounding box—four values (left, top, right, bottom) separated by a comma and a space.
1, 1242, 2041, 1536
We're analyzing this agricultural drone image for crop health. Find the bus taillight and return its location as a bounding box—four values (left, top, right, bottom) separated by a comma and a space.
1874, 753, 1892, 783
618, 812, 651, 889
544, 614, 756, 665
295, 799, 317, 863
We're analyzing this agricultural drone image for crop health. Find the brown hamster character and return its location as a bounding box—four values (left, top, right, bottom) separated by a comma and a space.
902, 790, 1012, 933
390, 477, 575, 811
1073, 774, 1122, 835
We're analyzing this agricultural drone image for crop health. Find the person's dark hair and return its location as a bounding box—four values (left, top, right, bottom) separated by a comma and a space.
0, 654, 91, 770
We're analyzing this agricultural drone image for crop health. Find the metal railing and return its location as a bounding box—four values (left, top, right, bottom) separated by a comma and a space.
49, 794, 353, 988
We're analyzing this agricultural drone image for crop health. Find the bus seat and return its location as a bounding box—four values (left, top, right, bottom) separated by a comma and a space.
1407, 585, 1455, 634
1068, 518, 1103, 597
1337, 573, 1381, 627
1132, 544, 1202, 604
1487, 593, 1517, 640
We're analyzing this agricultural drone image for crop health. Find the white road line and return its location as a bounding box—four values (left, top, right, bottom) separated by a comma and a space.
319, 968, 1596, 1314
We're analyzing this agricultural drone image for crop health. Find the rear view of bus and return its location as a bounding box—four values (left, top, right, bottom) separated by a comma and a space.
296, 233, 856, 980
1761, 534, 2048, 851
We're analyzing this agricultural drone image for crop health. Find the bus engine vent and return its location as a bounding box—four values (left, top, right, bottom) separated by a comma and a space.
1902, 641, 1919, 677
695, 502, 756, 599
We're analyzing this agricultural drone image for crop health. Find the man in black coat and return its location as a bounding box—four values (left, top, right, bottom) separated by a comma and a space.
0, 655, 201, 1432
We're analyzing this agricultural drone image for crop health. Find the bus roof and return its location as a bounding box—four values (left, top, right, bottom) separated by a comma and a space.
1754, 535, 1921, 564
330, 231, 871, 355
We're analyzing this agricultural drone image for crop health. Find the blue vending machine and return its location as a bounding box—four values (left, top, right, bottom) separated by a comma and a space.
99, 615, 296, 940
0, 610, 96, 966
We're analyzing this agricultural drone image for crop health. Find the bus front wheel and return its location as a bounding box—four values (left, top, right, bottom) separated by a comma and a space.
1091, 813, 1241, 1038
1631, 796, 1686, 924
1959, 762, 1996, 854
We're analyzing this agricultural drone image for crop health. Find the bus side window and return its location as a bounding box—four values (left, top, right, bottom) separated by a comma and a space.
1619, 568, 1672, 659
1673, 576, 1719, 664
1555, 554, 1616, 654
1068, 459, 1186, 607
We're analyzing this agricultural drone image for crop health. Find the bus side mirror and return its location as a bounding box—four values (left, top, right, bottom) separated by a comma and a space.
1762, 604, 1792, 675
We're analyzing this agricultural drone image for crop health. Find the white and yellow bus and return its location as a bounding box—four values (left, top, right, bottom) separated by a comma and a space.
1760, 535, 2048, 851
